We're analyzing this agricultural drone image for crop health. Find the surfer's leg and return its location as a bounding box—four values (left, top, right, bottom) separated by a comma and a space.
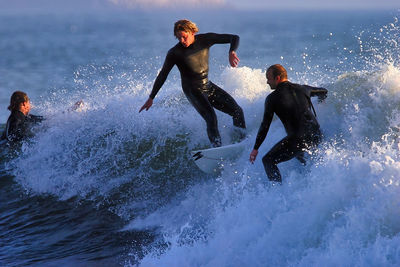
206, 82, 246, 129
185, 88, 221, 147
262, 137, 301, 183
298, 130, 323, 164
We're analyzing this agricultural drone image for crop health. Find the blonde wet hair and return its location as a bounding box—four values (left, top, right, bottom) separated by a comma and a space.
174, 19, 199, 37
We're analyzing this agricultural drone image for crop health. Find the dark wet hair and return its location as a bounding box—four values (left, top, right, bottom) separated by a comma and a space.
267, 64, 288, 80
8, 91, 29, 111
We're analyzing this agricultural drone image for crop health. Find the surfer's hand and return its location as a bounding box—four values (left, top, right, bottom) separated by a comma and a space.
250, 149, 258, 163
73, 100, 84, 110
317, 93, 327, 103
66, 100, 84, 112
139, 98, 153, 113
229, 51, 239, 67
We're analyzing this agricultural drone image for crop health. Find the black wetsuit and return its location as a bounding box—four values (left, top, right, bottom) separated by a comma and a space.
1, 110, 43, 142
149, 33, 246, 147
253, 81, 328, 182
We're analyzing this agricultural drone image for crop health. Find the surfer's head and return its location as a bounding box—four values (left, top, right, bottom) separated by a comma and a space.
8, 91, 30, 115
174, 19, 198, 47
266, 64, 288, 89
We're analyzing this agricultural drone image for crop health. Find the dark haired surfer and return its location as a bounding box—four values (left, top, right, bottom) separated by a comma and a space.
1, 91, 43, 142
139, 19, 246, 147
249, 64, 328, 183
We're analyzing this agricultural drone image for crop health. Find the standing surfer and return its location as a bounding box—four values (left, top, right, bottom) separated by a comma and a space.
249, 64, 328, 183
139, 19, 246, 147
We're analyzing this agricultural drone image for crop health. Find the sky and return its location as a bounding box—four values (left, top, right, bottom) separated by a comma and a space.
0, 0, 399, 11
229, 0, 400, 10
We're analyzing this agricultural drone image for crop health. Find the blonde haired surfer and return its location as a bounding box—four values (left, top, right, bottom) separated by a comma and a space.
140, 19, 246, 147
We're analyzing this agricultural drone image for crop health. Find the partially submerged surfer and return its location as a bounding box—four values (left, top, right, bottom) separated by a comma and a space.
249, 64, 328, 183
1, 91, 84, 143
139, 19, 246, 147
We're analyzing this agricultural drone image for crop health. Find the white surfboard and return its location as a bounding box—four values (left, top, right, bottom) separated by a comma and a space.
191, 141, 247, 173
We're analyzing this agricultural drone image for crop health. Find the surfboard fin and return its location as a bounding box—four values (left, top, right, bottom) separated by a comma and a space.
192, 151, 203, 161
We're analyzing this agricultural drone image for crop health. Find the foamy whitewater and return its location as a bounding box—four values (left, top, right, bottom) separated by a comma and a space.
1, 9, 400, 266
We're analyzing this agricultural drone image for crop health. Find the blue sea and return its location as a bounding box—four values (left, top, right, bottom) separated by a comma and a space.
1, 8, 400, 266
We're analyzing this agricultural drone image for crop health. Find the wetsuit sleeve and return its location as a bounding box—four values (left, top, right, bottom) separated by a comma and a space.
149, 51, 175, 99
27, 114, 44, 123
303, 85, 328, 101
203, 33, 239, 52
253, 95, 274, 150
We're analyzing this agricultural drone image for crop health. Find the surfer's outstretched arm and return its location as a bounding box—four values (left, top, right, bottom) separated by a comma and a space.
139, 49, 175, 113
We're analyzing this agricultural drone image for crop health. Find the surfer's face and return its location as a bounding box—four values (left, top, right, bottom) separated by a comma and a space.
176, 31, 195, 47
20, 100, 31, 115
266, 71, 279, 89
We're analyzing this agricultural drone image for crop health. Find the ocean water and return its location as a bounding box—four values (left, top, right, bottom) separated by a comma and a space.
1, 8, 400, 266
